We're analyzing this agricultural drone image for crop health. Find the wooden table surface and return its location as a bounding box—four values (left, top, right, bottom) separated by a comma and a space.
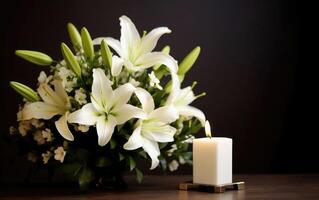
1, 174, 319, 200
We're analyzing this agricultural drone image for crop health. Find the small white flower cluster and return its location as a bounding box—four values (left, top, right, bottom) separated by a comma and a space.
41, 146, 66, 164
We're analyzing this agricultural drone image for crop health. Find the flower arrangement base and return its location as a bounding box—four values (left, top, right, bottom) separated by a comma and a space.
179, 181, 245, 193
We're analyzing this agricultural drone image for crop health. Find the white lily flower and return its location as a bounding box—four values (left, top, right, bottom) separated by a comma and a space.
68, 68, 145, 146
93, 15, 178, 74
124, 88, 178, 169
20, 80, 74, 141
166, 73, 206, 126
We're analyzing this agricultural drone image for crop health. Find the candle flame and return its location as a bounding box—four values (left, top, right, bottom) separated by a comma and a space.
205, 120, 212, 138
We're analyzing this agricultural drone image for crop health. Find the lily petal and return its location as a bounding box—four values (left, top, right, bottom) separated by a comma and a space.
123, 124, 143, 150
111, 55, 124, 76
140, 27, 171, 54
91, 68, 113, 111
178, 105, 206, 126
37, 83, 64, 107
119, 15, 141, 59
142, 121, 176, 143
166, 72, 181, 105
111, 83, 136, 109
142, 139, 160, 170
177, 86, 196, 106
52, 80, 70, 107
55, 113, 74, 141
149, 105, 178, 124
68, 103, 99, 125
93, 37, 124, 58
96, 115, 117, 146
21, 102, 63, 120
135, 52, 178, 73
114, 104, 146, 125
135, 87, 155, 113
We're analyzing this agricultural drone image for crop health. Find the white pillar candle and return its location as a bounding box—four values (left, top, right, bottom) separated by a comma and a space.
193, 137, 233, 185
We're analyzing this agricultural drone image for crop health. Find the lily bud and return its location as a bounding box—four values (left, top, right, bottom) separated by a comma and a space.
67, 23, 82, 51
101, 40, 112, 69
15, 50, 53, 66
10, 81, 40, 102
61, 43, 81, 78
81, 27, 94, 61
178, 46, 201, 75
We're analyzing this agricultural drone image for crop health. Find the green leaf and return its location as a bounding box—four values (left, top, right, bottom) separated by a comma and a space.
128, 156, 136, 171
159, 156, 167, 171
61, 43, 81, 78
178, 46, 201, 75
154, 65, 169, 80
135, 168, 143, 183
60, 163, 82, 177
96, 157, 111, 168
159, 142, 168, 149
10, 81, 40, 102
15, 50, 53, 66
81, 27, 94, 61
101, 39, 112, 69
110, 139, 117, 149
119, 153, 125, 161
75, 148, 89, 164
78, 167, 94, 191
67, 23, 82, 51
138, 150, 147, 159
154, 45, 170, 70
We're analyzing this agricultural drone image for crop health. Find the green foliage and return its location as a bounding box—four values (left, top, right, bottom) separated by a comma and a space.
135, 168, 143, 183
78, 167, 95, 190
128, 156, 136, 171
60, 162, 82, 177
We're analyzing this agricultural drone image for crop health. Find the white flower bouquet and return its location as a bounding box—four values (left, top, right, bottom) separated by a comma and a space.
9, 16, 209, 190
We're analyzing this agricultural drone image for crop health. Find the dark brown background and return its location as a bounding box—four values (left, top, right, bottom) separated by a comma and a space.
0, 0, 308, 183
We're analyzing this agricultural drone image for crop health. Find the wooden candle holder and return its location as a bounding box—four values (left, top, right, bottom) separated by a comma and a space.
179, 181, 245, 193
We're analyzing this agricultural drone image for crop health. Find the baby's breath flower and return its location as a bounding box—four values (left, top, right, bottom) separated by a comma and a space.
182, 135, 195, 144
56, 66, 77, 92
54, 146, 66, 163
179, 156, 186, 165
27, 152, 37, 163
9, 126, 17, 135
30, 119, 44, 128
148, 71, 162, 90
38, 71, 53, 85
33, 130, 45, 145
168, 160, 179, 172
129, 78, 140, 87
77, 125, 89, 133
18, 120, 32, 136
167, 144, 177, 157
42, 128, 53, 142
42, 151, 52, 164
74, 88, 87, 105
